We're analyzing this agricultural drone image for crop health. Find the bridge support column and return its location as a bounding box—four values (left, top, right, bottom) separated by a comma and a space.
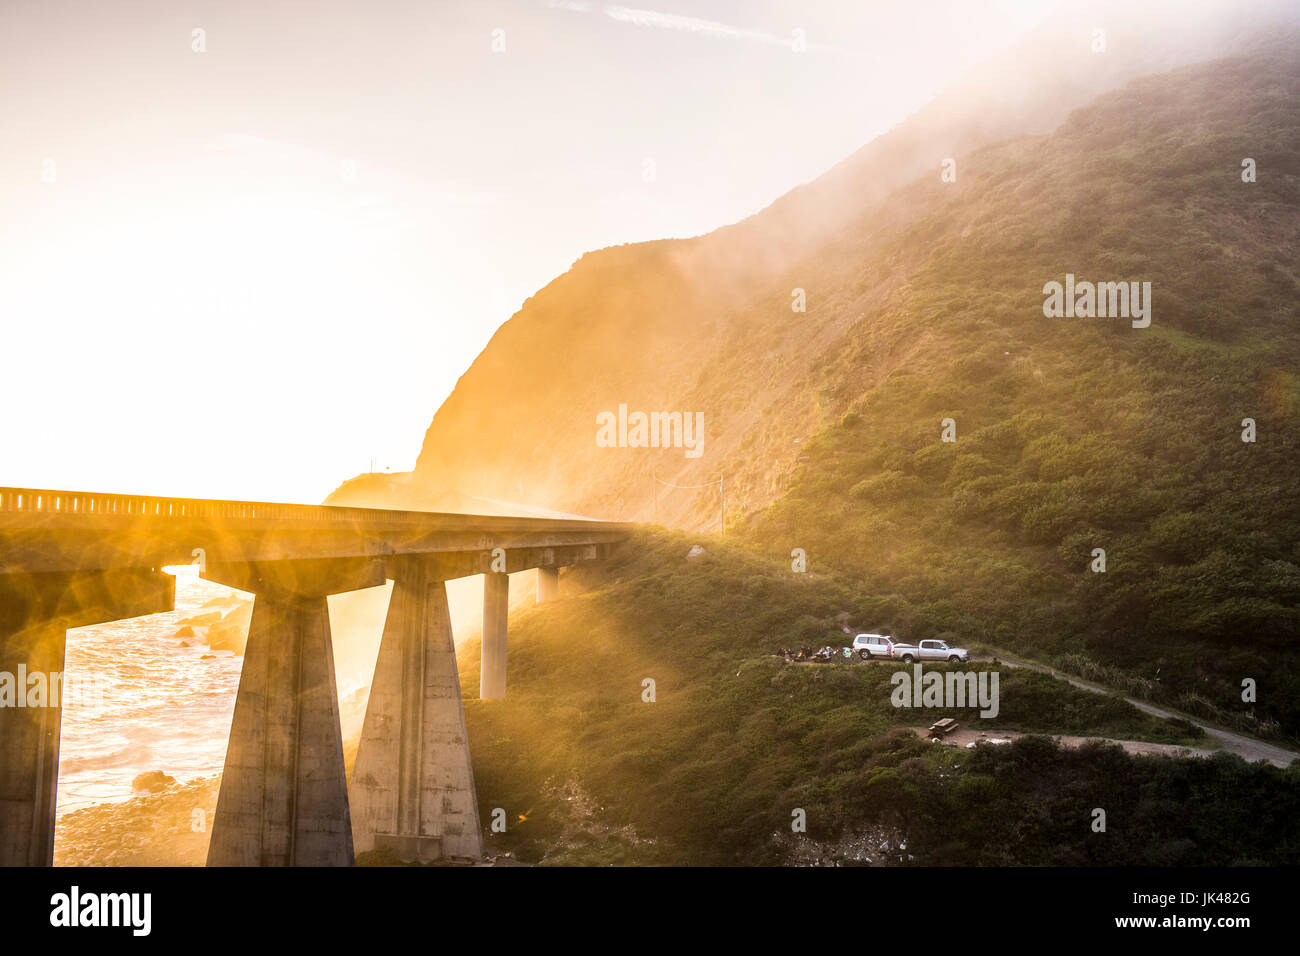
0, 568, 174, 867
0, 621, 65, 867
349, 557, 482, 862
481, 572, 509, 700
536, 566, 559, 604
207, 589, 354, 866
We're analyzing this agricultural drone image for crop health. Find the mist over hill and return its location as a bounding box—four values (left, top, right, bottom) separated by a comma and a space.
328, 0, 1298, 525
328, 3, 1300, 735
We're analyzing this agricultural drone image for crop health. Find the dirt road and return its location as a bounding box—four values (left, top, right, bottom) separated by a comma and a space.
991, 653, 1299, 768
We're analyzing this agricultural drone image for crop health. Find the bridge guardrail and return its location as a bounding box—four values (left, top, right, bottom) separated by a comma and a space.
0, 486, 627, 530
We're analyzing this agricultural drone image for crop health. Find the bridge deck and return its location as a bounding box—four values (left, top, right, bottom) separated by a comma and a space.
0, 486, 633, 576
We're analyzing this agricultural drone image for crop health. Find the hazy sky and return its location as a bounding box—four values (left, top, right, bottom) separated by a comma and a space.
0, 0, 1057, 503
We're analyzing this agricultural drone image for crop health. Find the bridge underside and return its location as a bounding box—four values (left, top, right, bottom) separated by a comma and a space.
0, 488, 627, 867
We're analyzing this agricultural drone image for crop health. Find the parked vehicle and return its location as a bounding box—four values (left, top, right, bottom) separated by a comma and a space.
852, 633, 903, 660
890, 639, 971, 663
913, 639, 971, 663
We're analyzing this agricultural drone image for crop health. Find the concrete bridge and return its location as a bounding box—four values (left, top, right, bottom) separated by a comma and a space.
0, 486, 630, 867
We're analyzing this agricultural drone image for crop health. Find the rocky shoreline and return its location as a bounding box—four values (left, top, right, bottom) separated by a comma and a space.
54, 776, 220, 867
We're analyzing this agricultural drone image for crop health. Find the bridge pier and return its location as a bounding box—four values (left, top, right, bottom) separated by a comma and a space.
0, 568, 174, 867
206, 559, 380, 866
481, 572, 509, 700
207, 590, 353, 866
536, 566, 559, 604
0, 620, 66, 867
349, 557, 481, 862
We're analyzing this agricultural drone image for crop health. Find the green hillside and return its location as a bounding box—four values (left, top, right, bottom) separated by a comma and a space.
453, 531, 1299, 866
739, 38, 1300, 738
446, 38, 1300, 865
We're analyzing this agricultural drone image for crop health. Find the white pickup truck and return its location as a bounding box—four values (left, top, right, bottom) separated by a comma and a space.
897, 639, 971, 663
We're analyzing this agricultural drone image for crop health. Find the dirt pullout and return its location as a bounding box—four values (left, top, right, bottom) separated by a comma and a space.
909, 727, 1216, 760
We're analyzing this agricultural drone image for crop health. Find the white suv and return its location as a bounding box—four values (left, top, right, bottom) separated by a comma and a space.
852, 633, 901, 660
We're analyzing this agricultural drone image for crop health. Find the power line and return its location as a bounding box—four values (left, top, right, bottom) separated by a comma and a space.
652, 477, 723, 490
651, 471, 725, 533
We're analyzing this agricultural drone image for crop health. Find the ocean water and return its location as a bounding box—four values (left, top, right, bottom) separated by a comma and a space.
54, 571, 246, 815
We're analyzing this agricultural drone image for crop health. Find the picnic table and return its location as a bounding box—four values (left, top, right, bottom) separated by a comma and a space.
928, 717, 960, 737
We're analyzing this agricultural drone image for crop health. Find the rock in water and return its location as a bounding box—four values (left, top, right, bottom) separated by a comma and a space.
131, 771, 177, 794
206, 603, 253, 655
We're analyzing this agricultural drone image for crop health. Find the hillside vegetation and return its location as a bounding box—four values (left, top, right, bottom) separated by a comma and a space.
739, 40, 1300, 738
456, 532, 1299, 866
